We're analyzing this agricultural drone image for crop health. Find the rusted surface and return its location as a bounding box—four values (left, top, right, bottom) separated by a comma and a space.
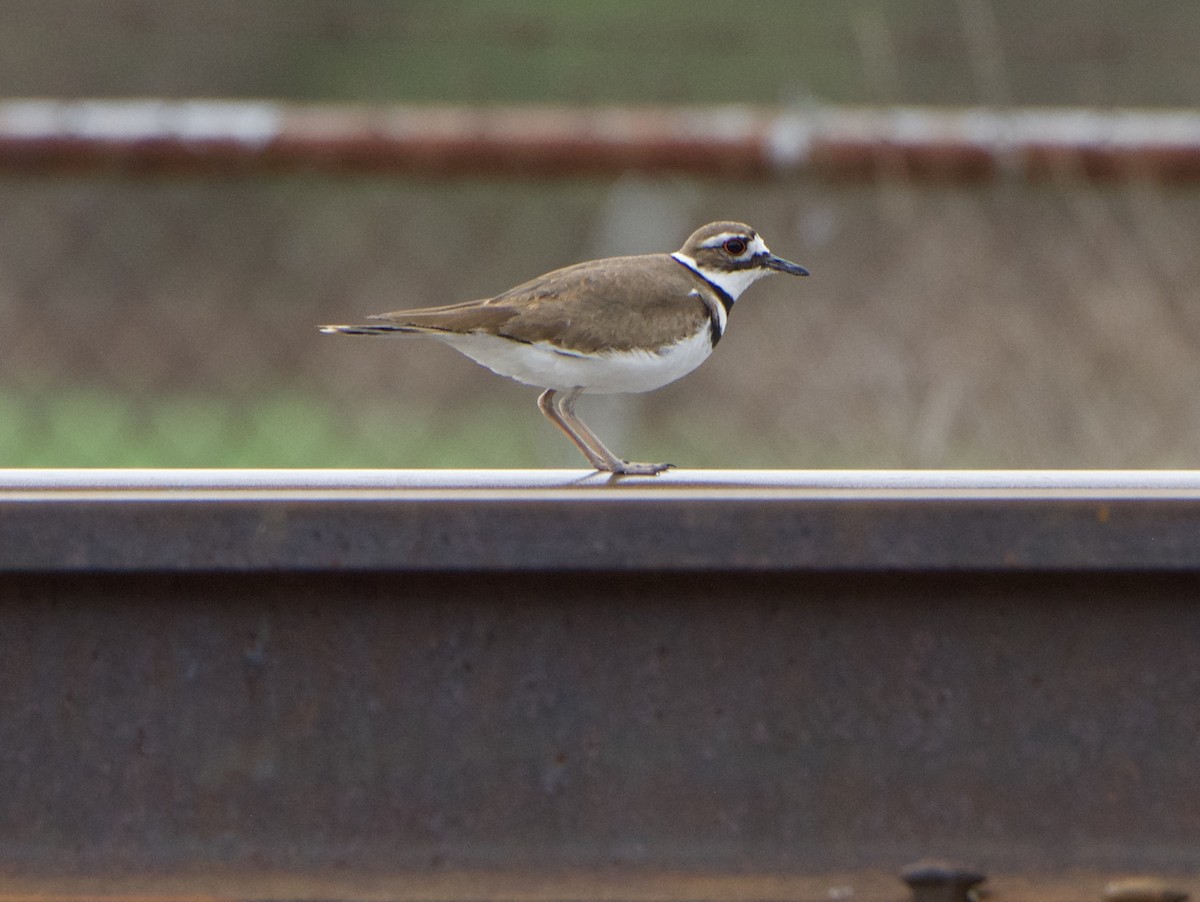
4, 470, 1200, 888
1105, 879, 1191, 902
0, 871, 1198, 901
3, 101, 1200, 180
4, 569, 1200, 881
4, 469, 1200, 572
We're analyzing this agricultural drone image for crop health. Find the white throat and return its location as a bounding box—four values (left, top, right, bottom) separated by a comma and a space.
671, 234, 773, 302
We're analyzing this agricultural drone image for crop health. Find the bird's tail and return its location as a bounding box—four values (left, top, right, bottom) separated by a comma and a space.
318, 323, 426, 336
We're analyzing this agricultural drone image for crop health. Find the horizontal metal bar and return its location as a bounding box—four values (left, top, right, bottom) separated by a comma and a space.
6, 472, 1200, 877
7, 467, 1200, 494
3, 469, 1200, 572
5, 567, 1200, 877
3, 100, 1200, 180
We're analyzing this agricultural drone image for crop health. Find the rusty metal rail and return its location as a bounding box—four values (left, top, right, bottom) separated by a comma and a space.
4, 468, 1200, 571
3, 100, 1200, 179
3, 469, 1200, 894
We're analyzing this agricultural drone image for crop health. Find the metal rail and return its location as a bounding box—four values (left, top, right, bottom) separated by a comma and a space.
4, 468, 1200, 571
3, 100, 1200, 179
4, 469, 1200, 889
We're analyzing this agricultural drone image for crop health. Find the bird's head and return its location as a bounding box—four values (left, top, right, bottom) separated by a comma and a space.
673, 221, 809, 302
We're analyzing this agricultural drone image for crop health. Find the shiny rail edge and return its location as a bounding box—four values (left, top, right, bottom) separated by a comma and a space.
6, 468, 1200, 494
2, 469, 1200, 572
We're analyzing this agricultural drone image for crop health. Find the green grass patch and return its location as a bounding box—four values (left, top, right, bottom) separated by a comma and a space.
0, 389, 552, 469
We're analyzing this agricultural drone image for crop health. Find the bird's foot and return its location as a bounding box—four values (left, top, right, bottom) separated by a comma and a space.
606, 460, 674, 477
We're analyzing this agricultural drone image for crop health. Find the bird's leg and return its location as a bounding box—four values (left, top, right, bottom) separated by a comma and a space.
537, 388, 611, 471
555, 388, 673, 476
550, 387, 626, 472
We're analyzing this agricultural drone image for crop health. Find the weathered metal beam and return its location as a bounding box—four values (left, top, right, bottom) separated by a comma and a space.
3, 101, 1200, 180
4, 469, 1200, 887
3, 469, 1200, 572
4, 568, 1200, 880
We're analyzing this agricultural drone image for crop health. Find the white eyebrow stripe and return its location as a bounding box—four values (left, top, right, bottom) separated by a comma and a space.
700, 233, 770, 259
700, 231, 752, 248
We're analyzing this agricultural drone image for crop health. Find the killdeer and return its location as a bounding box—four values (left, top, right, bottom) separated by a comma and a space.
320, 221, 808, 475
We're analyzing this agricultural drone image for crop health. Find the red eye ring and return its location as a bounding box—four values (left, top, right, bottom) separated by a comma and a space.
723, 237, 748, 256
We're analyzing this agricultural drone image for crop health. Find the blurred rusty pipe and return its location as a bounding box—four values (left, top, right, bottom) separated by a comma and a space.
2, 100, 1200, 180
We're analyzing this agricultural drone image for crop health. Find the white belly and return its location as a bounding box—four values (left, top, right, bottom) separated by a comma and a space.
436, 328, 715, 394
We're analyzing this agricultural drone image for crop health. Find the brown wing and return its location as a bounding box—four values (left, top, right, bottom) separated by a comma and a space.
369, 254, 712, 353
365, 297, 518, 334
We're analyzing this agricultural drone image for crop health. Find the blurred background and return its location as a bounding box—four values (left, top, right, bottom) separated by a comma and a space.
2, 0, 1199, 469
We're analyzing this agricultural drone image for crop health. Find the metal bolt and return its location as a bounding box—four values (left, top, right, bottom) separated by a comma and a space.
1104, 878, 1189, 902
901, 860, 987, 902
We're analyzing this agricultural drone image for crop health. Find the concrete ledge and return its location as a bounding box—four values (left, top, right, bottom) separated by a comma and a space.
3, 469, 1200, 572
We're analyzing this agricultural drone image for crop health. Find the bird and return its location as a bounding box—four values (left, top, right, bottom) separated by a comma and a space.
320, 220, 808, 475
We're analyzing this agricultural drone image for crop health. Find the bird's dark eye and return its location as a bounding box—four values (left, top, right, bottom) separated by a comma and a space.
723, 237, 748, 256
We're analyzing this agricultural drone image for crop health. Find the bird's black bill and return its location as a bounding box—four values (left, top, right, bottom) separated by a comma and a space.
763, 254, 810, 276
